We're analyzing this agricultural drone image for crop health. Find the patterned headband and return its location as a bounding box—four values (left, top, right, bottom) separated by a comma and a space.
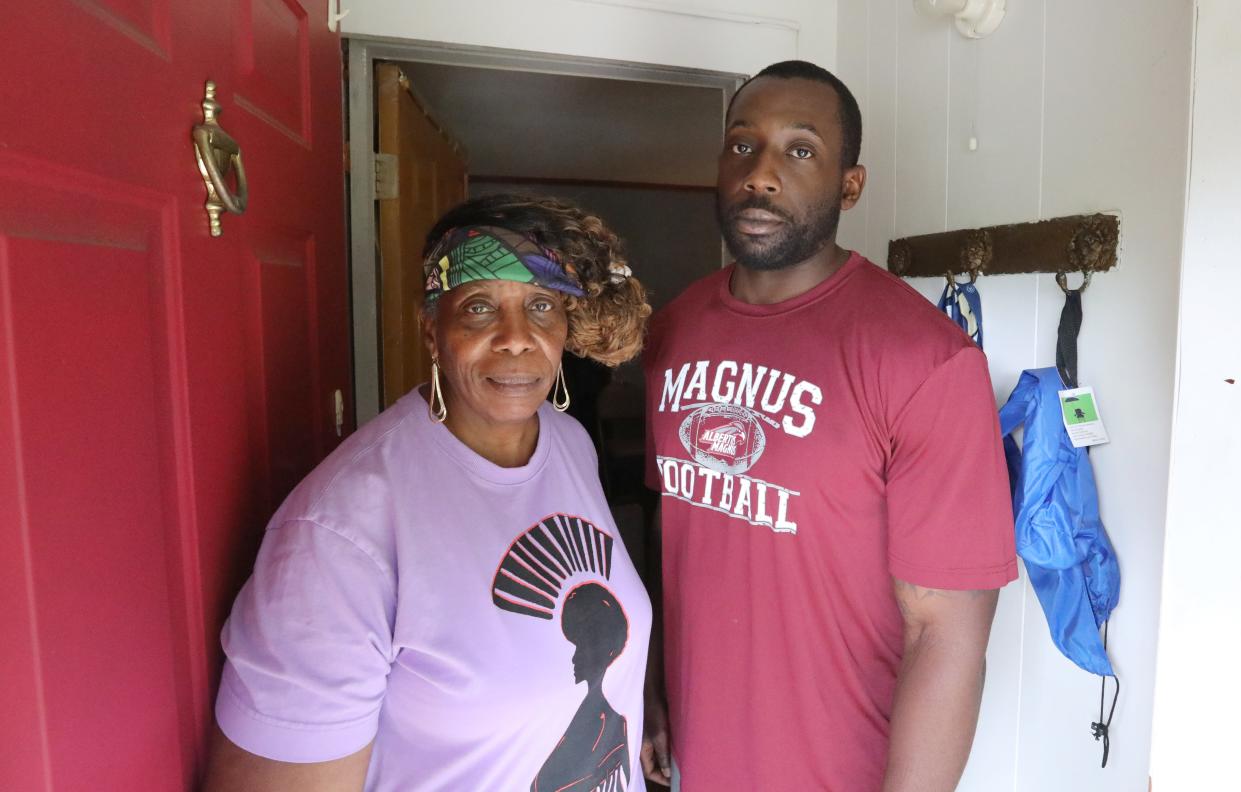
423, 226, 587, 303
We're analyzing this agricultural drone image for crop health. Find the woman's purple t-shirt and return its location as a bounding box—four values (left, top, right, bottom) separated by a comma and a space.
216, 392, 652, 791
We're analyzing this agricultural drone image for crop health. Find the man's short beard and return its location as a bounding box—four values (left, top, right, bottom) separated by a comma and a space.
717, 194, 841, 271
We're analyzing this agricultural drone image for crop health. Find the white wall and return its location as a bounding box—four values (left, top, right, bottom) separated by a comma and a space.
837, 2, 1193, 790
1150, 2, 1241, 789
341, 0, 836, 77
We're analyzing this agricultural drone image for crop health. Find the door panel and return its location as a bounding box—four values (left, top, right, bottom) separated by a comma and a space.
190, 0, 350, 680
1, 2, 349, 789
0, 153, 198, 790
13, 238, 186, 791
252, 233, 320, 507
376, 63, 468, 407
75, 0, 173, 55
228, 0, 347, 503
233, 0, 311, 142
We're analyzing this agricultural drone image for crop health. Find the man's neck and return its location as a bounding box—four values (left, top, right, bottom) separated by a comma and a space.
729, 243, 852, 305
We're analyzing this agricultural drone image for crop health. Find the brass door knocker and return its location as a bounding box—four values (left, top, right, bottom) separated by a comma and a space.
192, 81, 248, 237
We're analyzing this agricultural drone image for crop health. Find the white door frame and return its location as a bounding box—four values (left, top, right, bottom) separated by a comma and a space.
344, 35, 745, 425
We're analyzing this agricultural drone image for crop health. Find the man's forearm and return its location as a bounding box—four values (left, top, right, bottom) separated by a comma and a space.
882, 583, 996, 792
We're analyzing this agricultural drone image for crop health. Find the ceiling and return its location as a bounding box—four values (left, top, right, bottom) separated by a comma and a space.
397, 61, 726, 187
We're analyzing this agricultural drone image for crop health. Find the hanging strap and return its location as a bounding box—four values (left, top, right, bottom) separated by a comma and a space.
1060, 275, 1118, 765
1090, 621, 1120, 768
938, 279, 984, 350
1056, 285, 1083, 388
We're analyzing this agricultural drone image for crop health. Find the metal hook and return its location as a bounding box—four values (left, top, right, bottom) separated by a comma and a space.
945, 268, 979, 287
1055, 270, 1092, 294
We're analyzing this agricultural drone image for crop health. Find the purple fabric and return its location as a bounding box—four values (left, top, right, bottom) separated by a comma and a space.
217, 393, 651, 791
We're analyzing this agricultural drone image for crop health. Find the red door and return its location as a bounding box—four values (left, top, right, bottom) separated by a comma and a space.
0, 3, 351, 790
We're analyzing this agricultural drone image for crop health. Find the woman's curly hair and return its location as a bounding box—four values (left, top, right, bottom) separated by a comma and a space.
422, 193, 651, 367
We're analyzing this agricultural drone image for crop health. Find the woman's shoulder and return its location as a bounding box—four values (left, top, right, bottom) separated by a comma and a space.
541, 403, 598, 464
270, 393, 427, 531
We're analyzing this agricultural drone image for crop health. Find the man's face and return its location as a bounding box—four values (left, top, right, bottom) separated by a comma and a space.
716, 77, 854, 271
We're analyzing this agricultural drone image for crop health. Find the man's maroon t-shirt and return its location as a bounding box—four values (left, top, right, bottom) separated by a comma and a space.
644, 253, 1017, 791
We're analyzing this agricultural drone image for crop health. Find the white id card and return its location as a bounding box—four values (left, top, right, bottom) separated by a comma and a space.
1058, 386, 1109, 448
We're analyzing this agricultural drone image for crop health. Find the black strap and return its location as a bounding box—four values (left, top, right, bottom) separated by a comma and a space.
1091, 621, 1120, 768
1061, 281, 1114, 764
1057, 289, 1083, 389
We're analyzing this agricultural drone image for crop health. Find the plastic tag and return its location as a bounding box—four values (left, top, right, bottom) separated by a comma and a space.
1058, 386, 1109, 448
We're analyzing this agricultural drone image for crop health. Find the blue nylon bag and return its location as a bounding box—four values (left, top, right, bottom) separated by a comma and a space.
998, 367, 1120, 677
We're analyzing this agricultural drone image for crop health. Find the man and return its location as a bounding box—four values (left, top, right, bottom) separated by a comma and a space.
640, 61, 1017, 791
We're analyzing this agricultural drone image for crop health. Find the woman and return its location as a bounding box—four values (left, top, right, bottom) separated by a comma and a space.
203, 194, 653, 791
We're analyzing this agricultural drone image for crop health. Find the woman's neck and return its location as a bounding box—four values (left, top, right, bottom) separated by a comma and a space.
445, 407, 541, 468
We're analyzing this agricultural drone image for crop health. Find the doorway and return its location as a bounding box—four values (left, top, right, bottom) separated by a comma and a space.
346, 39, 741, 420
346, 39, 741, 571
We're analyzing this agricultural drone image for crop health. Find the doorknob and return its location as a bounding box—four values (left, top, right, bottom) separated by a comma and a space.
192, 80, 248, 237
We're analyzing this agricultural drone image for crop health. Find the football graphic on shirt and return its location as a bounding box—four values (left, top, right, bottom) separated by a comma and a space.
678, 402, 769, 474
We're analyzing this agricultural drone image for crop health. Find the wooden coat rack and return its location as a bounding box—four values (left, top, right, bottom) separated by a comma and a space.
887, 213, 1120, 281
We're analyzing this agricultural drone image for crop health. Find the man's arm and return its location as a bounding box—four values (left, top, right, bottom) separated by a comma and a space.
881, 579, 999, 792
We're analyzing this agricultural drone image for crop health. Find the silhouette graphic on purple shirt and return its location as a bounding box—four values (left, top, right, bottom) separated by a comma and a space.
489, 514, 634, 791
532, 582, 631, 792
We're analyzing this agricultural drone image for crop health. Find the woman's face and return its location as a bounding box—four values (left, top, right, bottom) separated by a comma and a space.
425, 279, 568, 431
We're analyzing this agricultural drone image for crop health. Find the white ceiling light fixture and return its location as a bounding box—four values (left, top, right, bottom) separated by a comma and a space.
913, 0, 1006, 39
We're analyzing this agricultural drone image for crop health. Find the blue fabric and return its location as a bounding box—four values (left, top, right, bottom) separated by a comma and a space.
938, 280, 984, 349
998, 367, 1120, 677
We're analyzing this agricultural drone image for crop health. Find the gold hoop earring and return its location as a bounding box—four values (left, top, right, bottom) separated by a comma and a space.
552, 364, 571, 412
429, 359, 448, 423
